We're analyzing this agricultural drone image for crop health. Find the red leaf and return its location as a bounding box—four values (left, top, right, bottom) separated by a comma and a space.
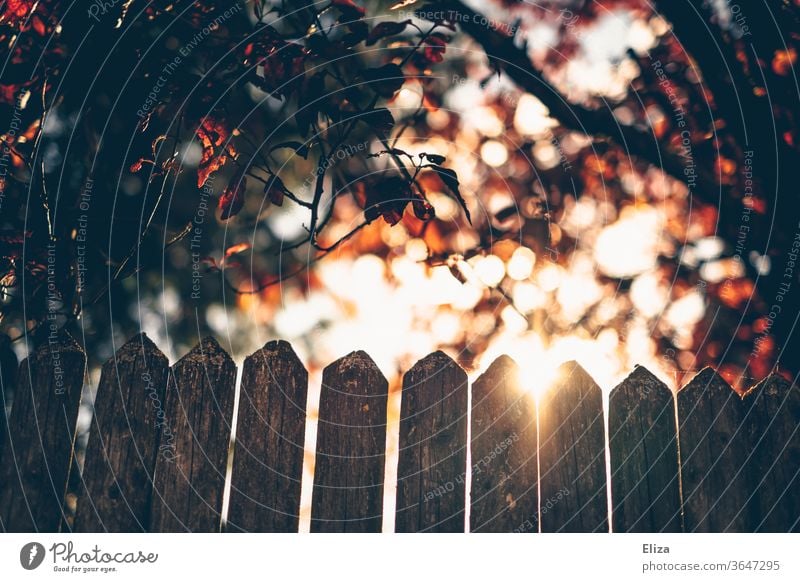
423, 35, 448, 63
224, 242, 251, 258
219, 176, 246, 220
412, 198, 435, 221
265, 176, 286, 206
130, 158, 150, 173
331, 0, 365, 17
196, 118, 235, 187
250, 42, 306, 99
2, 0, 34, 23
362, 176, 413, 225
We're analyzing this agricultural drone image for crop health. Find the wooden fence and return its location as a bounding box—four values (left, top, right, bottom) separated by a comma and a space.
0, 332, 798, 533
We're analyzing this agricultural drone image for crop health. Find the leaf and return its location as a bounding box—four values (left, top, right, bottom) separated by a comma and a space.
363, 63, 405, 98
412, 198, 435, 221
390, 0, 418, 9
196, 117, 235, 187
494, 205, 520, 222
358, 108, 395, 137
363, 176, 413, 226
424, 165, 471, 224
129, 158, 152, 173
219, 175, 247, 220
448, 262, 468, 284
265, 175, 286, 206
166, 221, 194, 247
422, 34, 448, 63
201, 256, 219, 272
331, 0, 365, 18
296, 73, 325, 136
247, 41, 306, 99
367, 148, 410, 159
420, 152, 446, 165
224, 242, 251, 258
151, 134, 167, 155
367, 20, 411, 46
270, 141, 309, 159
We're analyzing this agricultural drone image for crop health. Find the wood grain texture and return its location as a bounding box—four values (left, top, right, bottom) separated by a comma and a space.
0, 334, 17, 482
609, 366, 681, 532
470, 356, 538, 533
742, 373, 800, 532
74, 333, 169, 532
311, 351, 388, 532
150, 337, 236, 532
538, 361, 607, 532
0, 334, 85, 532
227, 340, 308, 532
678, 368, 749, 532
395, 351, 467, 532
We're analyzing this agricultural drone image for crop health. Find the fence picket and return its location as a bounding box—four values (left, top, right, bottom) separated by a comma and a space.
470, 356, 537, 533
609, 366, 681, 532
3, 330, 798, 534
149, 337, 236, 532
311, 351, 388, 532
227, 340, 308, 532
678, 368, 749, 532
0, 333, 85, 532
743, 373, 800, 532
395, 351, 467, 532
74, 334, 169, 532
538, 361, 607, 532
0, 334, 16, 471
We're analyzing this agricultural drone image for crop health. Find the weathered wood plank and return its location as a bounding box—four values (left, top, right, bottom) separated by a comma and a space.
538, 361, 607, 532
609, 366, 681, 532
0, 333, 85, 532
395, 351, 467, 532
311, 351, 388, 532
743, 373, 800, 532
678, 368, 749, 532
470, 356, 538, 532
226, 340, 308, 532
149, 337, 237, 532
0, 334, 17, 481
74, 333, 169, 532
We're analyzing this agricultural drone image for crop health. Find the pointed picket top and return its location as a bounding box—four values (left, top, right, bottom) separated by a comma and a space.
739, 370, 800, 532
539, 359, 607, 532
472, 355, 522, 406
255, 339, 305, 369
107, 332, 166, 367
610, 364, 670, 399
476, 354, 519, 383
406, 350, 462, 377
244, 339, 306, 379
323, 350, 387, 390
470, 352, 535, 533
548, 360, 601, 395
240, 338, 308, 416
228, 338, 308, 533
742, 371, 793, 402
679, 366, 736, 398
402, 350, 466, 410
28, 330, 84, 363
175, 335, 233, 368
313, 349, 388, 532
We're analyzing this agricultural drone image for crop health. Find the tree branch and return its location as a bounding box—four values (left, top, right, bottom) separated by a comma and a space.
442, 0, 720, 198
